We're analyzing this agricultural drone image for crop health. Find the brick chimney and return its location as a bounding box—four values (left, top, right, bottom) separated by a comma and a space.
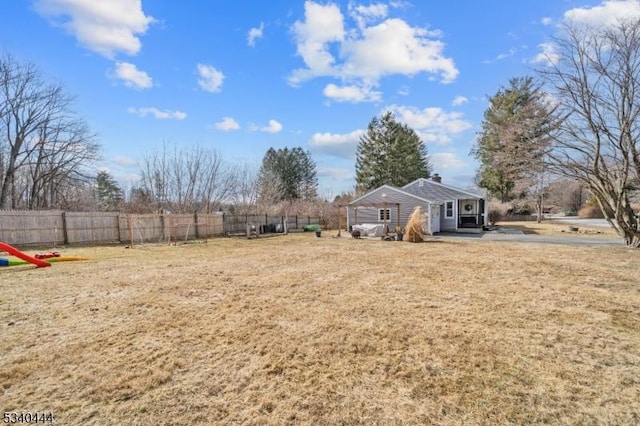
431, 173, 442, 183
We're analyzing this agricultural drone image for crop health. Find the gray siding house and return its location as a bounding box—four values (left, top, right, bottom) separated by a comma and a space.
347, 175, 487, 234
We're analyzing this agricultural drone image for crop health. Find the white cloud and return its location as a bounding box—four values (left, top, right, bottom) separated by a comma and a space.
341, 19, 455, 81
389, 0, 411, 9
452, 96, 468, 106
348, 2, 388, 29
309, 129, 364, 159
533, 42, 561, 66
247, 22, 264, 46
564, 0, 640, 27
34, 0, 154, 58
113, 155, 137, 167
495, 47, 517, 61
431, 152, 468, 170
388, 104, 472, 145
215, 117, 240, 131
416, 131, 453, 145
534, 1, 640, 67
197, 64, 224, 93
289, 1, 458, 101
112, 62, 152, 89
261, 119, 283, 133
482, 47, 519, 64
128, 107, 187, 120
323, 83, 381, 102
316, 166, 354, 181
541, 17, 553, 26
290, 1, 345, 84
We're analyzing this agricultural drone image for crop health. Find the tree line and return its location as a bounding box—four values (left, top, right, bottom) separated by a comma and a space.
0, 53, 321, 215
0, 50, 432, 216
4, 13, 640, 248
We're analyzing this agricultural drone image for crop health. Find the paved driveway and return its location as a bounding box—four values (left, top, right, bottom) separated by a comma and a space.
435, 229, 622, 247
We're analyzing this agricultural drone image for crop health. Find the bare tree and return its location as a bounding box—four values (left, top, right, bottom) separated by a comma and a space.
539, 19, 640, 247
545, 178, 586, 214
139, 144, 169, 212
0, 54, 99, 209
138, 144, 234, 213
228, 163, 259, 214
26, 118, 99, 208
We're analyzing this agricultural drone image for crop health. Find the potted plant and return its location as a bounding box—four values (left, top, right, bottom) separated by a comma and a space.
394, 225, 404, 241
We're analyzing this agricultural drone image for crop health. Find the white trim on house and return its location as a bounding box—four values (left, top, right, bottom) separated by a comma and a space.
350, 184, 439, 205
378, 208, 390, 222
445, 200, 455, 219
404, 178, 484, 199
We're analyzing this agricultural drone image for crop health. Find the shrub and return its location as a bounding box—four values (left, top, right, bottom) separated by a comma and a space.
513, 204, 532, 215
578, 203, 604, 218
487, 208, 502, 226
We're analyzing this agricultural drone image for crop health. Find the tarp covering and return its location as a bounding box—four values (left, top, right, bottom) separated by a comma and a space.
352, 223, 385, 237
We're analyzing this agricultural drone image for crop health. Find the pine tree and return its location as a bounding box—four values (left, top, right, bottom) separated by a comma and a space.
355, 111, 431, 191
257, 147, 318, 203
95, 171, 123, 211
472, 77, 558, 203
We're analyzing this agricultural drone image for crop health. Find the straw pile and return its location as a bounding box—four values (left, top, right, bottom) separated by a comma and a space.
405, 206, 425, 242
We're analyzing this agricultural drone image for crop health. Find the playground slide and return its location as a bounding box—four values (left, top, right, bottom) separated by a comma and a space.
0, 257, 87, 267
0, 242, 51, 268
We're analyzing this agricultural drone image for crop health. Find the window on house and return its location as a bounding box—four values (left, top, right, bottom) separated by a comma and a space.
445, 201, 454, 218
378, 208, 390, 221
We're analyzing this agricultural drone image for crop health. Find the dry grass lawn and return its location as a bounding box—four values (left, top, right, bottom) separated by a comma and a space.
1, 233, 639, 425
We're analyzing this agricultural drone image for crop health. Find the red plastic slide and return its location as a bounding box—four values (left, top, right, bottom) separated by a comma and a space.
0, 242, 51, 268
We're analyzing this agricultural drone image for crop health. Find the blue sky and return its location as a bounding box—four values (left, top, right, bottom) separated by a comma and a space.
2, 0, 640, 198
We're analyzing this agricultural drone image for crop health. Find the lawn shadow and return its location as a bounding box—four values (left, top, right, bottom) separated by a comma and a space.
494, 224, 540, 235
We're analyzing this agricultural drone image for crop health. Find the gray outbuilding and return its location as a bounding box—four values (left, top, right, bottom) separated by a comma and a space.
347, 175, 487, 235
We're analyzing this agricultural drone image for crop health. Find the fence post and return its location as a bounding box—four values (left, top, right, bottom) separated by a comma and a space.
116, 214, 121, 243
295, 215, 298, 230
61, 211, 69, 245
160, 213, 166, 242
194, 211, 199, 239
128, 214, 134, 247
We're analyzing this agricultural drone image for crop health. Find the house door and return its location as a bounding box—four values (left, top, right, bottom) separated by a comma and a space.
430, 204, 440, 233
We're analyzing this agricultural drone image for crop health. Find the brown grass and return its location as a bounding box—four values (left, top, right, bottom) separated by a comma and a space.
1, 235, 639, 425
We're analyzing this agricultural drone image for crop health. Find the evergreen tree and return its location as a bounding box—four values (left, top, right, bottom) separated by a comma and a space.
95, 171, 123, 211
472, 77, 558, 205
258, 147, 318, 203
355, 111, 431, 191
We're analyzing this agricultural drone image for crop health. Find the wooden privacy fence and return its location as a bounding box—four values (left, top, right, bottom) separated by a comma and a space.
0, 210, 321, 246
